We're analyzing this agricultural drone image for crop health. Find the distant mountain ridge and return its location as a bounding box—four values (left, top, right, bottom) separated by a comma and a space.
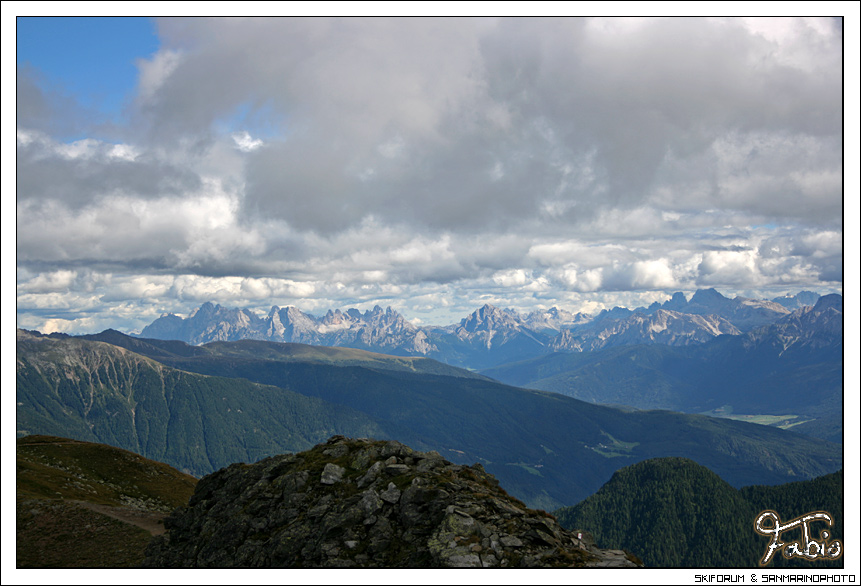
138, 289, 826, 369
482, 294, 843, 442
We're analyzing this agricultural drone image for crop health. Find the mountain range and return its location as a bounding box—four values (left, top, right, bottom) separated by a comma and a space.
17, 327, 842, 511
137, 289, 821, 369
16, 287, 844, 568
482, 294, 843, 443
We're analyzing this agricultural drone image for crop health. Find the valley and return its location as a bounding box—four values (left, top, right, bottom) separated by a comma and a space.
15, 289, 845, 567
17, 321, 843, 511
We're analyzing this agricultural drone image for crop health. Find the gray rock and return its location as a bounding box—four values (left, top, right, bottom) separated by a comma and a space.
385, 464, 410, 476
380, 482, 401, 504
320, 463, 345, 485
445, 553, 482, 568
357, 460, 384, 488
144, 436, 643, 569
500, 535, 523, 547
360, 488, 383, 515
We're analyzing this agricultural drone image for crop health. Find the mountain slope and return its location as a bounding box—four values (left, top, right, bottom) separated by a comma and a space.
81, 328, 487, 380
16, 435, 197, 568
18, 329, 842, 511
16, 330, 386, 477
554, 458, 843, 568
482, 295, 843, 441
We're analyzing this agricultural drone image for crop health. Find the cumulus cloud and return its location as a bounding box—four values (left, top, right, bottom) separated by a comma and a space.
14, 16, 847, 333
123, 18, 841, 234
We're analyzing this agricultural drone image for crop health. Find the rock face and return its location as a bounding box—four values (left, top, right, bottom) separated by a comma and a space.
550, 309, 741, 352
141, 303, 437, 356
137, 291, 824, 369
143, 436, 642, 568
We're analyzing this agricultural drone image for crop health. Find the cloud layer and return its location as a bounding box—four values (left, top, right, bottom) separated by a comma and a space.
15, 17, 846, 333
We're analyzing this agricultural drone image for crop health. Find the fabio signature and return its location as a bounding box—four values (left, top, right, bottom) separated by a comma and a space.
754, 510, 842, 566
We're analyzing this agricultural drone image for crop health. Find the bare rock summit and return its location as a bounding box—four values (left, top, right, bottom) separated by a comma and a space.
143, 436, 642, 568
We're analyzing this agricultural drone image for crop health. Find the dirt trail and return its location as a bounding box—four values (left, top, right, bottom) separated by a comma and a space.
71, 500, 168, 535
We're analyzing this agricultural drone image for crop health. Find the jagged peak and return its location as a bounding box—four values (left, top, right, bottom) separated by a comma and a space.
690, 288, 726, 304
813, 293, 842, 313
190, 302, 215, 318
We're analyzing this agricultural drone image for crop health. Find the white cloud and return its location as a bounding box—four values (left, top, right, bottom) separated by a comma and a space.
16, 270, 77, 294
630, 260, 678, 290
13, 16, 849, 333
697, 250, 761, 286
232, 131, 263, 152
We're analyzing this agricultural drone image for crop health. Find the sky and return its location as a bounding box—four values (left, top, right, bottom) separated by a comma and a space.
8, 9, 859, 334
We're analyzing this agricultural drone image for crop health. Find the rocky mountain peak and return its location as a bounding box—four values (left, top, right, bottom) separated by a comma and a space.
771, 291, 821, 310
813, 293, 843, 313
663, 291, 689, 311
689, 288, 727, 307
190, 301, 218, 318
460, 304, 521, 332
143, 436, 642, 568
322, 308, 347, 325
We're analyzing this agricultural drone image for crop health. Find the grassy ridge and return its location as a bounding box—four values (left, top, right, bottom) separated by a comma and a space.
16, 435, 198, 568
83, 330, 488, 379
17, 435, 196, 507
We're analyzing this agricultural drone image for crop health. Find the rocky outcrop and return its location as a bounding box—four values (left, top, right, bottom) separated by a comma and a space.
143, 436, 642, 568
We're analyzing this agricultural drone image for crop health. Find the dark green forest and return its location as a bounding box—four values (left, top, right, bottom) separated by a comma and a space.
555, 458, 843, 568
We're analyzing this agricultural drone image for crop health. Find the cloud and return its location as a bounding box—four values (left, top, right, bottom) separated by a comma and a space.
232, 131, 263, 152
15, 269, 78, 294
697, 250, 760, 286
120, 18, 837, 236
16, 129, 202, 208
14, 17, 847, 333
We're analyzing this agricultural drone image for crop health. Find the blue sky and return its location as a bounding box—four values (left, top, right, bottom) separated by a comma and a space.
17, 17, 158, 127
8, 13, 858, 337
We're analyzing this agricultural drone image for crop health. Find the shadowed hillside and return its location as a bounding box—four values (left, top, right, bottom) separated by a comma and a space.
16, 435, 197, 568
